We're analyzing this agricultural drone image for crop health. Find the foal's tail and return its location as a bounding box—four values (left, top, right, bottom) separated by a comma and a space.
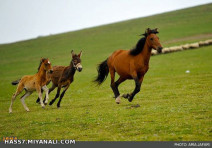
94, 59, 109, 85
11, 79, 21, 85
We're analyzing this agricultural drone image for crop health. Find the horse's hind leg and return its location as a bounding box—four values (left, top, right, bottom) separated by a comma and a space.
9, 84, 24, 113
20, 91, 32, 112
113, 77, 126, 104
57, 84, 70, 108
109, 69, 122, 104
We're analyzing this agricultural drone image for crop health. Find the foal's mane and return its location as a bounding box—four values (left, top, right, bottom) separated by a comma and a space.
37, 58, 47, 72
129, 28, 159, 56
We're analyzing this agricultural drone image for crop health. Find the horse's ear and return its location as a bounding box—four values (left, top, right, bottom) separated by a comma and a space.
71, 50, 75, 58
142, 33, 147, 37
146, 28, 151, 34
78, 51, 82, 58
154, 28, 159, 33
40, 57, 44, 62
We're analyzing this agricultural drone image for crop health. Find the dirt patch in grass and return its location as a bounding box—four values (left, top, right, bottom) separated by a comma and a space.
164, 33, 212, 44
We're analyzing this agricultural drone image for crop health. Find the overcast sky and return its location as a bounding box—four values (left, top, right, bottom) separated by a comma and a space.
0, 0, 211, 44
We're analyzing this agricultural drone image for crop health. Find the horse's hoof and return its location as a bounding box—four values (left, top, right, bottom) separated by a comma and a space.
44, 102, 47, 106
57, 106, 60, 109
122, 94, 131, 99
42, 106, 45, 109
128, 98, 133, 102
115, 96, 121, 104
49, 102, 53, 105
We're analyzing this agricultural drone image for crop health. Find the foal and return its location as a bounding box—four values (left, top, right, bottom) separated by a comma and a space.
94, 28, 163, 104
9, 58, 53, 113
36, 50, 83, 108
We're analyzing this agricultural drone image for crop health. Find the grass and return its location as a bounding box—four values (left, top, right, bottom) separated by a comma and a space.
0, 4, 212, 141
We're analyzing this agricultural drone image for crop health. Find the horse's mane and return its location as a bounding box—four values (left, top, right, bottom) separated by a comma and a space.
37, 58, 47, 72
129, 37, 146, 56
129, 28, 159, 56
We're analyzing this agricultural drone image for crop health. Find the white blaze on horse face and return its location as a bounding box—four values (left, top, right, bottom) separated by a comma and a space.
48, 61, 51, 64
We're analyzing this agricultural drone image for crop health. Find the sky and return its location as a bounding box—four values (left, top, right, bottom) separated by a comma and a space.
0, 0, 211, 44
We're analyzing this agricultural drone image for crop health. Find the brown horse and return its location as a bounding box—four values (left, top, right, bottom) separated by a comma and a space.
36, 50, 82, 108
94, 28, 163, 104
9, 58, 53, 113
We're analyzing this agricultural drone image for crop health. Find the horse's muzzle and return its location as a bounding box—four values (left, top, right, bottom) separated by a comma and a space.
157, 47, 163, 53
49, 69, 53, 74
77, 67, 82, 72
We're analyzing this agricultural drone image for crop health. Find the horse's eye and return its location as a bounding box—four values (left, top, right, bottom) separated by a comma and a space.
150, 38, 153, 41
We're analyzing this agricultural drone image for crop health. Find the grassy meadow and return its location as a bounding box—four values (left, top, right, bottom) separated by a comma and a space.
0, 4, 212, 141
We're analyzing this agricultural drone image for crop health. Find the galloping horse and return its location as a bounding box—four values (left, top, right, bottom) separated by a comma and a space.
9, 58, 53, 113
36, 50, 83, 108
94, 28, 163, 104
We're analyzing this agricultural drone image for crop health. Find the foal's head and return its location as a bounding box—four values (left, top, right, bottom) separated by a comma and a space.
39, 58, 53, 73
144, 28, 163, 53
71, 50, 83, 72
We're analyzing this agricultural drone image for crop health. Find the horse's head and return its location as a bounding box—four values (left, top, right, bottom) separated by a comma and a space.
144, 28, 163, 53
71, 50, 83, 72
40, 58, 53, 73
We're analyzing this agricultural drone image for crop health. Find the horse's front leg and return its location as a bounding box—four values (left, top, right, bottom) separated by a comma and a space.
49, 86, 61, 106
36, 89, 43, 103
123, 76, 143, 102
37, 87, 45, 108
42, 85, 49, 105
57, 83, 70, 108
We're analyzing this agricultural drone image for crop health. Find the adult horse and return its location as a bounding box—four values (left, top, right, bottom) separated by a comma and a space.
94, 28, 163, 104
9, 58, 53, 113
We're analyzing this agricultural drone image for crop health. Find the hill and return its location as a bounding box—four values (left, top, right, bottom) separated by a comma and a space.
0, 4, 211, 141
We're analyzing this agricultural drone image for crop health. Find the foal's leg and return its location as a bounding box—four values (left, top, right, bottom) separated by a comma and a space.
57, 84, 70, 108
42, 85, 49, 105
36, 86, 45, 108
37, 84, 56, 104
36, 89, 43, 103
49, 86, 61, 106
9, 84, 24, 113
20, 91, 32, 112
43, 84, 56, 104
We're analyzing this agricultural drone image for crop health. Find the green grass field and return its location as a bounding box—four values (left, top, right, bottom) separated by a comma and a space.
0, 4, 212, 141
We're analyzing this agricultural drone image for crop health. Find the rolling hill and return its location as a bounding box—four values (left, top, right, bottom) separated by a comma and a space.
0, 3, 211, 141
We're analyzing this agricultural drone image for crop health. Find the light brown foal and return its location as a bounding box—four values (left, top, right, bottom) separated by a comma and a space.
9, 58, 53, 113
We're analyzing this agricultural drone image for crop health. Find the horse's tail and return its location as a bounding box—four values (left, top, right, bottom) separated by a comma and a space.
11, 79, 21, 85
94, 59, 109, 85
